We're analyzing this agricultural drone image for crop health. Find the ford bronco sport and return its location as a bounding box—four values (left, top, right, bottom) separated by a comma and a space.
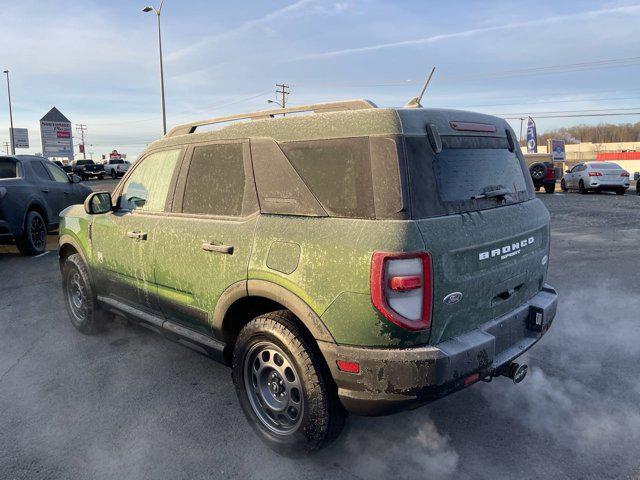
58, 100, 557, 453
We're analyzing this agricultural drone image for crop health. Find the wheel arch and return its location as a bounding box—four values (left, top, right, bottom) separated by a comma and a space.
213, 280, 336, 363
23, 200, 49, 231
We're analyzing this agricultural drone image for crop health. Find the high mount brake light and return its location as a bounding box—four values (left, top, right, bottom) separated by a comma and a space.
370, 252, 432, 331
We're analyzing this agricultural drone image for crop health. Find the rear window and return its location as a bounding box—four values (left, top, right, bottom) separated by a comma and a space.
280, 137, 374, 218
76, 160, 94, 165
0, 159, 18, 179
406, 135, 532, 218
590, 163, 620, 169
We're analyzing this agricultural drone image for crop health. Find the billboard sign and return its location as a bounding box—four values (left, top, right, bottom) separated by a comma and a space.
109, 149, 122, 160
526, 117, 537, 153
10, 128, 29, 149
40, 107, 74, 159
550, 139, 566, 162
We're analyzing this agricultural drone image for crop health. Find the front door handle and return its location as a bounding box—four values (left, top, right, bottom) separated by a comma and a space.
202, 242, 234, 254
41, 189, 49, 193
127, 231, 147, 241
63, 191, 70, 195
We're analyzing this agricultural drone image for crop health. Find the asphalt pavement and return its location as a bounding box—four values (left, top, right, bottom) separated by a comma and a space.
1, 185, 639, 479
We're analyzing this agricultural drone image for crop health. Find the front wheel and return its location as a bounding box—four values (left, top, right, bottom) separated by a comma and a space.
62, 253, 108, 334
560, 179, 568, 192
232, 310, 346, 454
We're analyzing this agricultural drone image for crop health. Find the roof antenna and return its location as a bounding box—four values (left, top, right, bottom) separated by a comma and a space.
405, 66, 436, 108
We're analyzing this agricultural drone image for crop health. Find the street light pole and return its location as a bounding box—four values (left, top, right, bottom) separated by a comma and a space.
143, 0, 167, 136
3, 70, 15, 155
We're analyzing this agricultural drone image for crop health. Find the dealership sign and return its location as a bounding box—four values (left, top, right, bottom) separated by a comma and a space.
40, 107, 74, 159
10, 128, 29, 149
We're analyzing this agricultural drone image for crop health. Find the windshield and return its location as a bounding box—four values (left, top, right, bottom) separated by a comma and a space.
405, 135, 533, 218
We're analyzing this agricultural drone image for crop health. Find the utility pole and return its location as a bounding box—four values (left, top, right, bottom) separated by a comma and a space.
3, 141, 10, 154
3, 70, 15, 155
76, 124, 87, 159
276, 83, 290, 109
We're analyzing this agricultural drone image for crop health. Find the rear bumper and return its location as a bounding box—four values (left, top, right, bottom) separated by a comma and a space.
319, 284, 558, 416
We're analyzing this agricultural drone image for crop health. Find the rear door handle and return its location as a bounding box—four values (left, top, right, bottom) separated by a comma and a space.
127, 231, 147, 241
202, 242, 234, 254
63, 191, 70, 195
41, 189, 49, 193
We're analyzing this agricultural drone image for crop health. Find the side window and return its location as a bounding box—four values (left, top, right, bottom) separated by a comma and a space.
280, 137, 374, 218
120, 149, 181, 212
31, 161, 53, 181
45, 162, 69, 183
182, 143, 245, 216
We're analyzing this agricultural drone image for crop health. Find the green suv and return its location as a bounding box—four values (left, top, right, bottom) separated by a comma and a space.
59, 100, 557, 453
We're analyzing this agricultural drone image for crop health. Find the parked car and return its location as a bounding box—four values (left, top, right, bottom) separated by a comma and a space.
635, 172, 640, 195
524, 153, 557, 193
0, 155, 91, 255
52, 160, 73, 175
561, 161, 630, 195
72, 159, 105, 180
103, 158, 130, 179
59, 100, 557, 453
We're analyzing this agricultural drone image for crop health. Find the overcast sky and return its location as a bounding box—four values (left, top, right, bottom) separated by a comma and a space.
1, 0, 639, 159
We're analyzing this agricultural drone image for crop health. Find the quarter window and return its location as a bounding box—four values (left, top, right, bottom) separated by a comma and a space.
182, 143, 245, 216
120, 149, 181, 212
280, 137, 374, 218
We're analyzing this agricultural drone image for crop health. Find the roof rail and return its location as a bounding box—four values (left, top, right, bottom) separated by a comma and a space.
165, 99, 378, 137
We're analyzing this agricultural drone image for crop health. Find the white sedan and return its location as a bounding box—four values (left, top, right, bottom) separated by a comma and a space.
561, 162, 630, 195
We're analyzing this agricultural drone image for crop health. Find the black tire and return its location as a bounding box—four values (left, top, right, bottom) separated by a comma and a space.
15, 210, 47, 256
560, 179, 568, 192
62, 253, 108, 334
544, 183, 555, 194
110, 170, 117, 179
616, 188, 626, 196
529, 162, 546, 182
579, 180, 588, 194
98, 175, 104, 180
232, 310, 346, 454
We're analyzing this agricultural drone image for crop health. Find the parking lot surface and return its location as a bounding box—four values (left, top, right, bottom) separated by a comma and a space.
1, 186, 639, 479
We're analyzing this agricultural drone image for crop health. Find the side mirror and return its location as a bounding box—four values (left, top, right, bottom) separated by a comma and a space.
70, 174, 82, 184
565, 170, 571, 174
84, 192, 113, 214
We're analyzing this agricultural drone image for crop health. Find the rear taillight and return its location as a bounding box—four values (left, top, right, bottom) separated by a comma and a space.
621, 172, 630, 177
545, 166, 555, 179
370, 252, 432, 331
588, 171, 602, 177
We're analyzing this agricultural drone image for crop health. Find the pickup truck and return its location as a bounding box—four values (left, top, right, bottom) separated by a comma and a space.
72, 160, 105, 181
103, 159, 130, 179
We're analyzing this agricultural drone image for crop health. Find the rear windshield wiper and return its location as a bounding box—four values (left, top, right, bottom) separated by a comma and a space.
470, 185, 513, 200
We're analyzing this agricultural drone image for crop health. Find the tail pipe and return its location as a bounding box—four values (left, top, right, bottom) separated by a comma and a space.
490, 362, 528, 384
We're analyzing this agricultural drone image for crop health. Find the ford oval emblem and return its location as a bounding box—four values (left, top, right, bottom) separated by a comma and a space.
443, 292, 463, 305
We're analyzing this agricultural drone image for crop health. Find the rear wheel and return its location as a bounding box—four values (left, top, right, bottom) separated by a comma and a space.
232, 310, 346, 454
98, 174, 104, 180
110, 169, 117, 179
544, 183, 555, 194
62, 253, 108, 334
616, 188, 626, 196
16, 210, 47, 256
579, 180, 588, 194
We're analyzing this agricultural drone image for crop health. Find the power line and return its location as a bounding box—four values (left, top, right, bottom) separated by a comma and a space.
493, 106, 640, 116
502, 112, 640, 120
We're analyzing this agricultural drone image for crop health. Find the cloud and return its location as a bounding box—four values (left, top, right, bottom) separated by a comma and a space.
294, 4, 640, 60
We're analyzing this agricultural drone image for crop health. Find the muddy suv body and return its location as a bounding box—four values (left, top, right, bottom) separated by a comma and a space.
59, 100, 557, 453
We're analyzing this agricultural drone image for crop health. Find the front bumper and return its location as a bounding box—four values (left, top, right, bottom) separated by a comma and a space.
319, 284, 557, 416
